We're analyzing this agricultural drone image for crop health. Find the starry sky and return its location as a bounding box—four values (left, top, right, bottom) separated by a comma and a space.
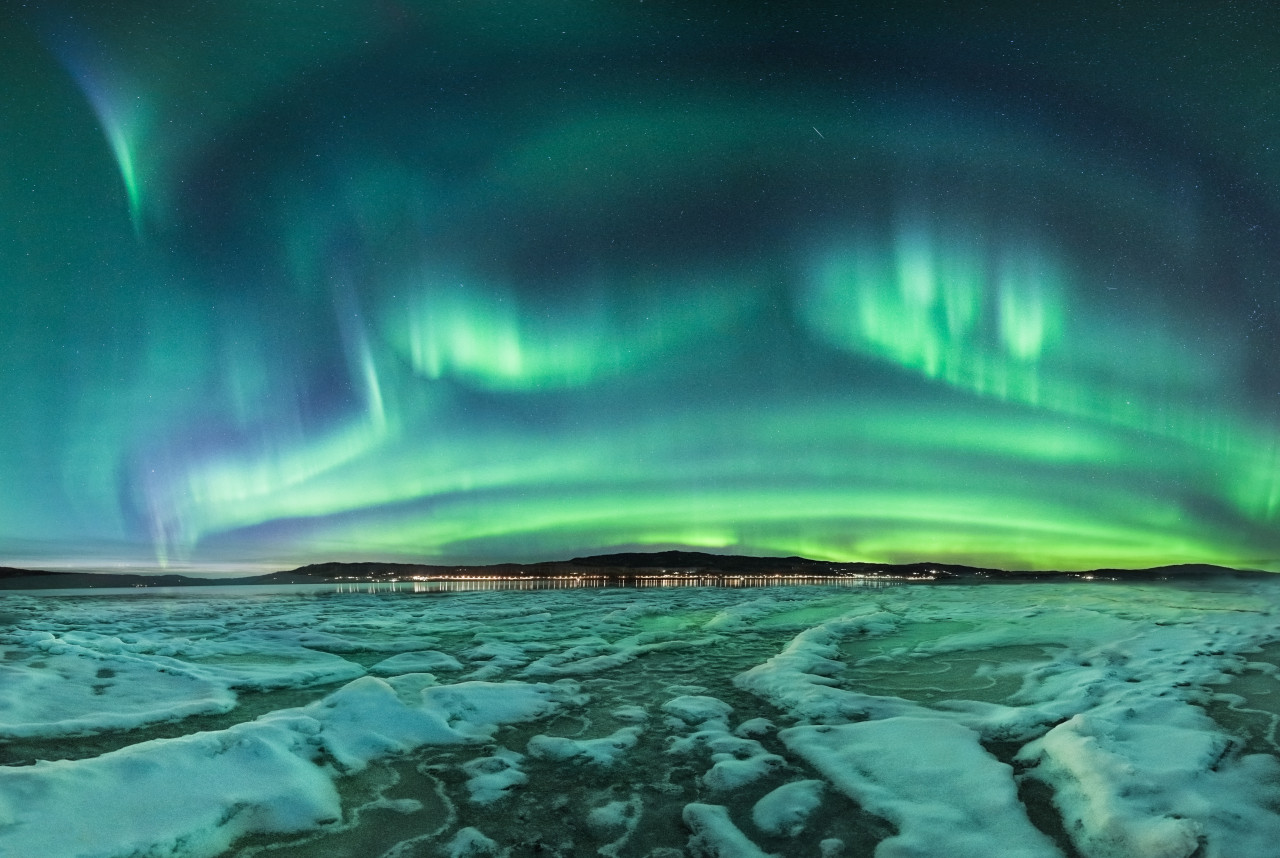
5, 0, 1280, 573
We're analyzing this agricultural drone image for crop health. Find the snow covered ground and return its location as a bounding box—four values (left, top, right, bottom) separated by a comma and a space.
3, 578, 1280, 857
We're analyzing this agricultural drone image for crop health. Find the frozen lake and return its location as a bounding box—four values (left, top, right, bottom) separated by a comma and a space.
3, 578, 1280, 857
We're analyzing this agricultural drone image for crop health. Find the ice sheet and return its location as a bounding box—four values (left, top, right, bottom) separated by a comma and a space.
783, 717, 1061, 857
752, 779, 824, 836
683, 802, 777, 858
4, 580, 1280, 857
0, 676, 573, 856
370, 650, 464, 675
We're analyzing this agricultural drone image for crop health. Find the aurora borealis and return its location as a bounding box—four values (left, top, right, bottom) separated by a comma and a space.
5, 1, 1280, 573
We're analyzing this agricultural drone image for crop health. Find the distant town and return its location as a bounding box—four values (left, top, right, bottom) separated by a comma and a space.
0, 550, 1263, 591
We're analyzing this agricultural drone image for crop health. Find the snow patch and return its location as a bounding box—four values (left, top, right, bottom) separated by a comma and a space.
370, 650, 463, 676
752, 779, 824, 836
526, 725, 642, 766
782, 717, 1062, 858
683, 802, 778, 858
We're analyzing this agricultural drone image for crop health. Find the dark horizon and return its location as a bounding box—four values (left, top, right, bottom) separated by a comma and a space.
0, 548, 1267, 589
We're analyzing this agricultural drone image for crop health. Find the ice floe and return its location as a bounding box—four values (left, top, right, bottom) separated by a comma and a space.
0, 675, 574, 856
752, 778, 824, 836
370, 650, 464, 676
783, 717, 1062, 857
527, 725, 643, 766
683, 802, 776, 858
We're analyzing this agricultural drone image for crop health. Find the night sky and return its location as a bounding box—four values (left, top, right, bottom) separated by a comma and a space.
5, 1, 1280, 573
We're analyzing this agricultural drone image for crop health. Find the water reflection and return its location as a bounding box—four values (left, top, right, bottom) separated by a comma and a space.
6, 575, 916, 598
331, 575, 909, 594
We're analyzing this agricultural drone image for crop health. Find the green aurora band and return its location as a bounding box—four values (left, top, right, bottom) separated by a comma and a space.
4, 1, 1280, 572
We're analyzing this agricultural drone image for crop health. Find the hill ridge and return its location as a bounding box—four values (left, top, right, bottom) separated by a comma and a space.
0, 553, 1264, 590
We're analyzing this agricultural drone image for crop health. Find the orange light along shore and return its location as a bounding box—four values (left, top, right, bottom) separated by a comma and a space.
0, 551, 1261, 591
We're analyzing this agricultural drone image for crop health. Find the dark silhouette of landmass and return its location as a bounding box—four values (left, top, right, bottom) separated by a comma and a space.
0, 552, 1268, 590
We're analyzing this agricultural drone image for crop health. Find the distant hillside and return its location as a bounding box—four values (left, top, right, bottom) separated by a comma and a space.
568, 552, 995, 577
569, 554, 1260, 581
0, 566, 61, 580
0, 554, 1266, 590
0, 569, 217, 589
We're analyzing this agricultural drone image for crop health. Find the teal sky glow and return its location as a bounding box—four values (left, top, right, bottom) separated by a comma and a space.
4, 1, 1280, 572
